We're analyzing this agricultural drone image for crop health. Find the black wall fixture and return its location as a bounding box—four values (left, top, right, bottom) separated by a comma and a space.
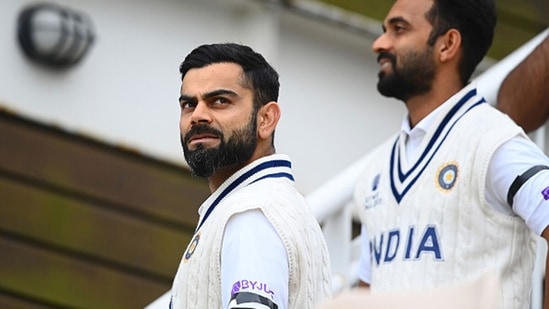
17, 2, 96, 68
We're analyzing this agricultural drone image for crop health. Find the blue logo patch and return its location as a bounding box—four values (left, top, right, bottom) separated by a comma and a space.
372, 174, 381, 191
184, 232, 200, 263
363, 174, 383, 209
436, 163, 458, 191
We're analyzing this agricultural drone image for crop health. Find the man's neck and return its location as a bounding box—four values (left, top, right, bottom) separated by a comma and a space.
207, 148, 276, 192
207, 163, 245, 193
405, 79, 463, 128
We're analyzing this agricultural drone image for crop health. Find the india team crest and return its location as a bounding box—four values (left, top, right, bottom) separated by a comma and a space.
436, 162, 458, 191
184, 232, 200, 263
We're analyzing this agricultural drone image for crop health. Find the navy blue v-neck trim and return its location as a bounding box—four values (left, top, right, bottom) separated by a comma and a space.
196, 159, 293, 231
389, 89, 485, 203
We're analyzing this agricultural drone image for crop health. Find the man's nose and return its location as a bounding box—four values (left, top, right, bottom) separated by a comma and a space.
190, 102, 212, 125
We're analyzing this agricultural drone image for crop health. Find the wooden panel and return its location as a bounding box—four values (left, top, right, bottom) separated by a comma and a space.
0, 178, 193, 279
0, 293, 53, 309
0, 112, 210, 227
0, 110, 209, 308
0, 237, 168, 309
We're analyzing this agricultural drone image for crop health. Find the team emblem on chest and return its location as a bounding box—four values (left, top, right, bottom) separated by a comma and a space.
184, 232, 200, 263
436, 162, 459, 191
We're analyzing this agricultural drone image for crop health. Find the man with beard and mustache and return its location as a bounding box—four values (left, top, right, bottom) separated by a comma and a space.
169, 43, 332, 309
351, 0, 549, 308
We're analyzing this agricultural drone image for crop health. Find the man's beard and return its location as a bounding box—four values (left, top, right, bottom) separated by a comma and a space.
376, 47, 436, 102
181, 114, 258, 178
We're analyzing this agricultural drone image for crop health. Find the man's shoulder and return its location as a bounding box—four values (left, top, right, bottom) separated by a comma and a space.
226, 179, 303, 207
463, 103, 520, 132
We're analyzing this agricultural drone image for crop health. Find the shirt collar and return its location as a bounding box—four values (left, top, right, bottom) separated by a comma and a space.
400, 82, 478, 140
196, 154, 294, 224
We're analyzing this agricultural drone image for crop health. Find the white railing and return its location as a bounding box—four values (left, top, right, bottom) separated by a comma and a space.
307, 154, 372, 293
145, 28, 549, 309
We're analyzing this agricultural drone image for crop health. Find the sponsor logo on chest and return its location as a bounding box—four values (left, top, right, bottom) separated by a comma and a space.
363, 174, 383, 209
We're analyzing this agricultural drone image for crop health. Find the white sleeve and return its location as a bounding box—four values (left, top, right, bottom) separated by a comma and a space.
514, 170, 549, 235
357, 225, 372, 284
486, 136, 549, 234
221, 209, 288, 309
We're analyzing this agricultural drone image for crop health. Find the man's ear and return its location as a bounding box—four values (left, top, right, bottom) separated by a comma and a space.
438, 28, 461, 63
257, 101, 281, 140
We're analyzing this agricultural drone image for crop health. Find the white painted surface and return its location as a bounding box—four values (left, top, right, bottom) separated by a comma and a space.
4, 1, 546, 308
0, 0, 405, 195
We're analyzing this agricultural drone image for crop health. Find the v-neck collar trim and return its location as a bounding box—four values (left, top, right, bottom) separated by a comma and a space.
195, 154, 294, 231
390, 84, 486, 203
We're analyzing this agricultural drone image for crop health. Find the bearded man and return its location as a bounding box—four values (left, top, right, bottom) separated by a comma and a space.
354, 0, 549, 308
170, 43, 331, 309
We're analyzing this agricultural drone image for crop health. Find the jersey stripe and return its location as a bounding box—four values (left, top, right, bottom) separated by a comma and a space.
196, 159, 293, 231
507, 165, 549, 207
390, 88, 485, 203
229, 291, 279, 309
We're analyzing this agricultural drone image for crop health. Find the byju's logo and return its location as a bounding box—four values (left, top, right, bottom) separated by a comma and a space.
542, 187, 549, 200
231, 280, 275, 299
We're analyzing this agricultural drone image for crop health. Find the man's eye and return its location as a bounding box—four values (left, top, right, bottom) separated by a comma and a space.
394, 25, 406, 33
180, 101, 194, 109
213, 97, 230, 105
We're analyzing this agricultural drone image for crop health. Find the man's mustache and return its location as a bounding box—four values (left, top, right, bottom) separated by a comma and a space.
183, 125, 223, 144
378, 52, 396, 65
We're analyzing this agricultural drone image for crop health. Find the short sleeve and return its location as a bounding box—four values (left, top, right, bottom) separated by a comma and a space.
221, 209, 289, 309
